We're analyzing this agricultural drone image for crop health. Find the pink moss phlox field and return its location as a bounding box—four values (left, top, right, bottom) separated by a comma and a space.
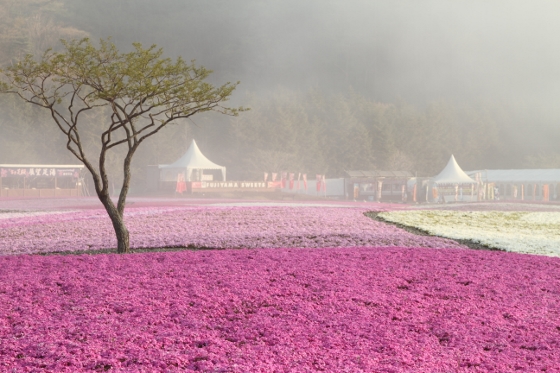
0, 207, 464, 255
1, 247, 559, 372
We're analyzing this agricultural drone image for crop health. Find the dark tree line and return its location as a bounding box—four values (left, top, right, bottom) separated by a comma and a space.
1, 83, 558, 188
217, 90, 524, 179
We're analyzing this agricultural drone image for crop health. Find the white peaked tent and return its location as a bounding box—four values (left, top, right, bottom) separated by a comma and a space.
432, 155, 476, 185
159, 139, 226, 181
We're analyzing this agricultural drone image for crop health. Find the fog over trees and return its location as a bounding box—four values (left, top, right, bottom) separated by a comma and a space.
1, 0, 560, 186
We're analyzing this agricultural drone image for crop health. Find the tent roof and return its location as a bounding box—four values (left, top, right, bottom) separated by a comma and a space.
159, 140, 224, 170
432, 155, 476, 184
467, 169, 560, 183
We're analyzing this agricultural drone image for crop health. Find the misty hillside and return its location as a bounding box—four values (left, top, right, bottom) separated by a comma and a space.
1, 0, 560, 187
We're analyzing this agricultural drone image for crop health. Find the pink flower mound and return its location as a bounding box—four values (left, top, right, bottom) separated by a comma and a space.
1, 247, 559, 372
0, 207, 463, 255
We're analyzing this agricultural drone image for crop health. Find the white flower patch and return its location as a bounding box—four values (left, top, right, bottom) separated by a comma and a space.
0, 210, 79, 220
378, 210, 560, 257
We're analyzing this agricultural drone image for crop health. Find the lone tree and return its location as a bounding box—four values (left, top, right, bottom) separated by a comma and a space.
1, 38, 243, 253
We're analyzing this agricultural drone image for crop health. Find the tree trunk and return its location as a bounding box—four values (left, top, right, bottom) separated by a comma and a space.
98, 192, 130, 253
109, 211, 130, 254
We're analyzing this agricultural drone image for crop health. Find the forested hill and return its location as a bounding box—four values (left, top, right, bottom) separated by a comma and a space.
1, 0, 559, 186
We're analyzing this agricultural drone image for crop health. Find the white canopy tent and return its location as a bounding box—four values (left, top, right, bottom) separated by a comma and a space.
429, 155, 477, 202
159, 139, 226, 182
432, 155, 476, 185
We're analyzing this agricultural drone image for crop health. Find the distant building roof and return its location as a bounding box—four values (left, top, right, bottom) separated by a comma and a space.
345, 170, 413, 178
0, 164, 84, 168
467, 169, 560, 183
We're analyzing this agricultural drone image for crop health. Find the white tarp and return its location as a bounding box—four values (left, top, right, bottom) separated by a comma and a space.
159, 139, 226, 181
466, 169, 560, 183
432, 155, 476, 185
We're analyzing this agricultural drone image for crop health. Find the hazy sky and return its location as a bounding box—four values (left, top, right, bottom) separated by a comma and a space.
74, 0, 560, 108
4, 0, 560, 175
252, 0, 560, 105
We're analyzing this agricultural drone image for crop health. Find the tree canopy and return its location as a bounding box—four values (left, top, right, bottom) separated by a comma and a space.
1, 38, 243, 253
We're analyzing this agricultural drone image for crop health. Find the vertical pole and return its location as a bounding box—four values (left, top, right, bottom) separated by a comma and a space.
533, 184, 537, 201
377, 180, 383, 202
454, 184, 459, 202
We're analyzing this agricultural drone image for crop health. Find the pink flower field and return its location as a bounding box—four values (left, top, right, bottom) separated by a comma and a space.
0, 206, 464, 255
1, 202, 560, 372
1, 247, 559, 372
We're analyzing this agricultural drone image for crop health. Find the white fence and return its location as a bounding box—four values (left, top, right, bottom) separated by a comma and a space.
280, 178, 346, 198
